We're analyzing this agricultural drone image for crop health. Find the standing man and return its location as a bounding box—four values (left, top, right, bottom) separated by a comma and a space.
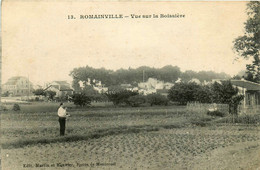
57, 103, 68, 136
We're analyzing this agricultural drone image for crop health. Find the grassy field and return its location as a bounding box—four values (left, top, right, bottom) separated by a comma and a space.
1, 103, 260, 170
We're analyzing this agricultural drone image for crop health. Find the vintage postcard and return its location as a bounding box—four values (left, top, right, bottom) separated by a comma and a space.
1, 1, 260, 170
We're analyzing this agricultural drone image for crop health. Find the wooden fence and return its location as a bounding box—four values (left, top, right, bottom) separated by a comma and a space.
187, 102, 260, 115
186, 102, 229, 114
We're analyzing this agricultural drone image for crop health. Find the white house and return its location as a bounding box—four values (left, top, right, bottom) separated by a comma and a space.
138, 78, 174, 95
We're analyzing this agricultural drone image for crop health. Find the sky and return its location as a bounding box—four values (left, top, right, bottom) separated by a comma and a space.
2, 1, 251, 85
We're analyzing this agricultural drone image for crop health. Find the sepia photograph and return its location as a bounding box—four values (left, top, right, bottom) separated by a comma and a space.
1, 1, 260, 169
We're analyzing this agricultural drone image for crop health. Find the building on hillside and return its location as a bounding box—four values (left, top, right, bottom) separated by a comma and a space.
138, 78, 174, 95
93, 82, 108, 93
138, 78, 164, 90
138, 88, 157, 95
78, 80, 108, 93
188, 78, 201, 84
164, 82, 174, 89
45, 81, 73, 98
120, 84, 138, 92
2, 76, 33, 96
175, 78, 182, 83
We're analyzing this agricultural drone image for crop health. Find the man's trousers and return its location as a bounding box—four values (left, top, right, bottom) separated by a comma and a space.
58, 117, 66, 136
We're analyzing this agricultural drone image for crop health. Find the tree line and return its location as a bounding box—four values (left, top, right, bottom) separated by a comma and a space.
69, 65, 231, 89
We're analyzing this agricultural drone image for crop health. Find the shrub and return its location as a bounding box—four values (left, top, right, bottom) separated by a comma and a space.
33, 89, 46, 96
207, 110, 226, 117
146, 93, 169, 106
71, 93, 91, 107
45, 90, 56, 100
0, 105, 8, 111
13, 104, 21, 111
106, 90, 138, 106
128, 95, 146, 107
2, 91, 10, 97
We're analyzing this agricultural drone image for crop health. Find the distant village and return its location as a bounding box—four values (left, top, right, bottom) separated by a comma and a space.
2, 76, 260, 109
2, 76, 176, 98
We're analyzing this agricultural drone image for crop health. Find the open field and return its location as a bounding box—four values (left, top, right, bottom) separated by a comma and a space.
1, 104, 260, 170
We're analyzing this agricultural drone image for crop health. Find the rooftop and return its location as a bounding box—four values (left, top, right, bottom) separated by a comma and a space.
230, 80, 260, 91
4, 76, 28, 85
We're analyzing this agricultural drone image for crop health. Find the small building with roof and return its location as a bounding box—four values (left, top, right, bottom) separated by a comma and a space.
45, 81, 74, 99
230, 79, 260, 108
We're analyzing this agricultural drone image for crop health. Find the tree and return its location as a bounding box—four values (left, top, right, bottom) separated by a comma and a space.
194, 85, 213, 103
233, 2, 260, 83
210, 81, 243, 114
168, 82, 201, 105
158, 65, 181, 83
71, 93, 91, 107
210, 81, 238, 104
229, 94, 244, 115
70, 65, 231, 88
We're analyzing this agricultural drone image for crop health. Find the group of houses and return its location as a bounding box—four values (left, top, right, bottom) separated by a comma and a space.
2, 76, 74, 99
2, 76, 260, 109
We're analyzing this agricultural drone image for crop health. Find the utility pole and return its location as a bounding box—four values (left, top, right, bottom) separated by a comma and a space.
28, 75, 30, 100
143, 70, 145, 82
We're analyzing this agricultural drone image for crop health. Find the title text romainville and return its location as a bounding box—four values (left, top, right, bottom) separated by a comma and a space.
68, 14, 185, 20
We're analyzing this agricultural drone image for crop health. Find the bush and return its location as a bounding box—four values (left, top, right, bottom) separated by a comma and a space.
106, 90, 138, 106
207, 110, 226, 117
13, 104, 21, 111
128, 95, 146, 107
45, 90, 56, 100
71, 93, 91, 107
146, 93, 169, 106
2, 91, 10, 97
0, 105, 8, 111
33, 89, 46, 96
